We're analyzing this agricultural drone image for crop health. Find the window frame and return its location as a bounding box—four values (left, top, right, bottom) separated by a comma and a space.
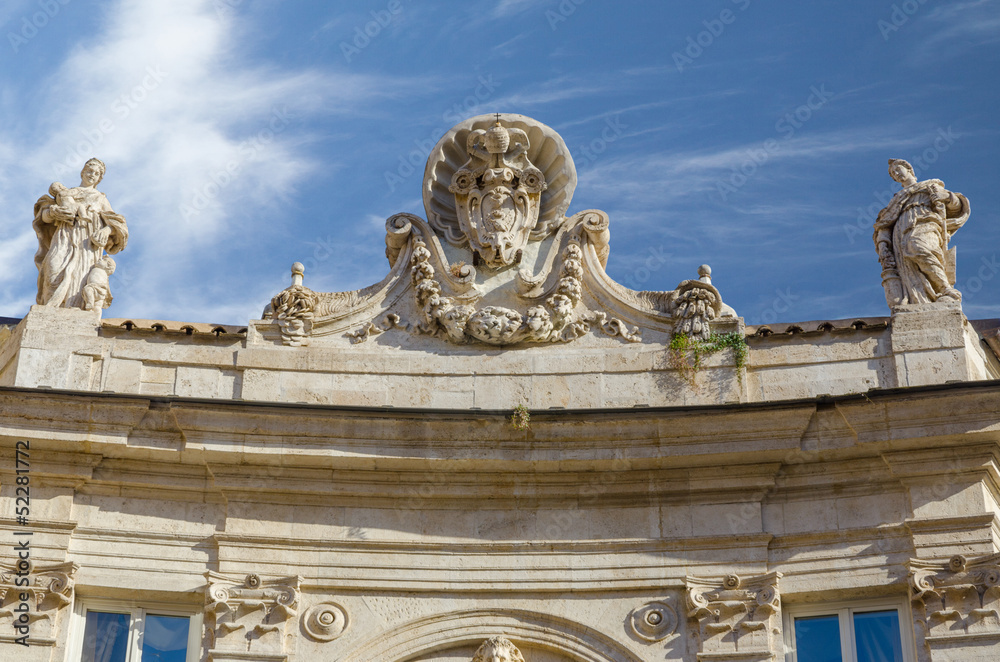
66, 597, 202, 662
783, 596, 916, 662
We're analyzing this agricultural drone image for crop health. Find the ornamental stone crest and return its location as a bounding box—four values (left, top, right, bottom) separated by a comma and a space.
262, 113, 738, 349
450, 119, 546, 268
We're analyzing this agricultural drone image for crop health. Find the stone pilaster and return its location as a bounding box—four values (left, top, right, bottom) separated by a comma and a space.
909, 554, 1000, 662
205, 572, 300, 662
685, 572, 782, 661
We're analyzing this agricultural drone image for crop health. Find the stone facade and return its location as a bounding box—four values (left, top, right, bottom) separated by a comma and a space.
1, 115, 999, 662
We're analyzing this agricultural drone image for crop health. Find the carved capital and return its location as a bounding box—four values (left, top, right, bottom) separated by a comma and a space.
685, 572, 782, 661
205, 572, 300, 660
909, 554, 1000, 647
0, 560, 78, 646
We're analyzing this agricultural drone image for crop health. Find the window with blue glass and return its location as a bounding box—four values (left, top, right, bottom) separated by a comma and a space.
785, 600, 913, 662
71, 600, 201, 662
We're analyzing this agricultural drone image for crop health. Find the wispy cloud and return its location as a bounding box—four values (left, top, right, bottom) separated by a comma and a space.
0, 0, 425, 323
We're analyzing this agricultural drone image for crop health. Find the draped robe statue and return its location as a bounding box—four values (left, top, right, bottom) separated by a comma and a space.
33, 158, 128, 310
873, 159, 969, 308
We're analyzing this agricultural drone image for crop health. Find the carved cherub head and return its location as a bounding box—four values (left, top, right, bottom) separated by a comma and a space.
471, 636, 525, 662
97, 256, 117, 275
888, 158, 917, 187
80, 157, 106, 187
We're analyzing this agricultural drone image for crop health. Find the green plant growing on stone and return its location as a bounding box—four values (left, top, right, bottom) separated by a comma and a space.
510, 404, 530, 431
668, 331, 747, 387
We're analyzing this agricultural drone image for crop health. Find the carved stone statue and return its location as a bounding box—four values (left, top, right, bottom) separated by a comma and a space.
82, 256, 116, 311
471, 636, 525, 662
33, 158, 128, 310
873, 158, 970, 308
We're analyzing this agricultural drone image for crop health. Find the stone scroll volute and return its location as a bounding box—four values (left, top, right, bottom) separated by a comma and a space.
205, 572, 300, 661
686, 572, 782, 661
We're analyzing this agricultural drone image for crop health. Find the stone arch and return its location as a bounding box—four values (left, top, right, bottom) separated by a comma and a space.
339, 608, 642, 662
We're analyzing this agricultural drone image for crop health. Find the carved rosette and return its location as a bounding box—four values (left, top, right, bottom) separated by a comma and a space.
471, 635, 526, 662
685, 572, 782, 661
301, 601, 349, 642
205, 572, 300, 660
629, 600, 678, 642
909, 554, 1000, 648
0, 561, 77, 645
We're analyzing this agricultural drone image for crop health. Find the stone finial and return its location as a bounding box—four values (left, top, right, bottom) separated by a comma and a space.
290, 262, 305, 287
268, 262, 317, 346
33, 158, 128, 310
698, 264, 712, 284
471, 636, 526, 662
873, 158, 970, 309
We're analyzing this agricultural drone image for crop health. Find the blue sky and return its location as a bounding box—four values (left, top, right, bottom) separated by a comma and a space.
1, 0, 998, 325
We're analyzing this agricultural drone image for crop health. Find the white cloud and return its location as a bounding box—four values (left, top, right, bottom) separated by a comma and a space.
0, 0, 421, 322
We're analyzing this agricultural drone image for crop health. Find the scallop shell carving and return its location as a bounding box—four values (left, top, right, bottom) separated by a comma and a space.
422, 113, 577, 247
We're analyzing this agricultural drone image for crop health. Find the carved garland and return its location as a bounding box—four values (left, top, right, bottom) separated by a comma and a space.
409, 233, 638, 346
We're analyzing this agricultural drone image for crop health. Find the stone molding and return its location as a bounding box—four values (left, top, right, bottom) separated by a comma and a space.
909, 554, 1000, 647
338, 607, 643, 662
685, 572, 782, 661
205, 572, 300, 661
0, 560, 77, 646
